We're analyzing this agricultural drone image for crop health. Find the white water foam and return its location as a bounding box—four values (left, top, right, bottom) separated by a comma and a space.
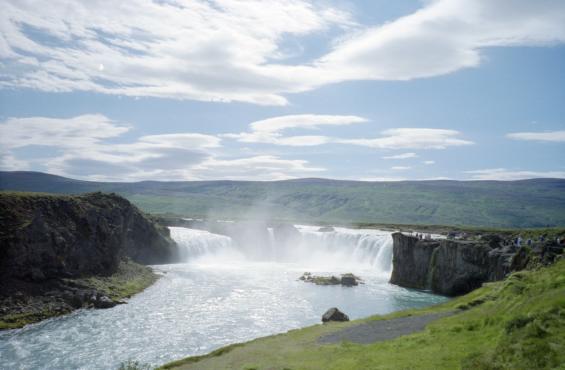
170, 225, 393, 276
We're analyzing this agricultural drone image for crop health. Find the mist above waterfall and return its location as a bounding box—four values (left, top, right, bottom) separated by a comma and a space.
169, 224, 393, 276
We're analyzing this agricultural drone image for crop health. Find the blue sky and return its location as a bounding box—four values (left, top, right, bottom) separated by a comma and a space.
0, 0, 564, 181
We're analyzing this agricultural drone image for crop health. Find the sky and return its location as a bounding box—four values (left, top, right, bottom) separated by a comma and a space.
0, 0, 564, 182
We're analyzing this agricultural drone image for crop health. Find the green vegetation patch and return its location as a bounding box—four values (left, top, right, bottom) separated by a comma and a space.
0, 260, 159, 330
160, 260, 565, 370
0, 309, 71, 330
68, 259, 159, 301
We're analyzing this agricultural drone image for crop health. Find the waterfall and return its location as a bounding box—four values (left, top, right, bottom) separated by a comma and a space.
267, 227, 276, 260
170, 227, 237, 261
169, 225, 393, 274
293, 226, 393, 273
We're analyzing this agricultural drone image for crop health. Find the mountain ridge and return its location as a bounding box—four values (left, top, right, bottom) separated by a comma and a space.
2, 171, 565, 228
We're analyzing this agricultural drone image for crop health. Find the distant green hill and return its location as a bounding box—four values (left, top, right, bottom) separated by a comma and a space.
1, 171, 565, 228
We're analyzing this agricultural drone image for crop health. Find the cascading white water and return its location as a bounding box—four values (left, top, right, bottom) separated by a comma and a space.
170, 224, 393, 275
267, 227, 276, 260
292, 225, 393, 274
170, 227, 239, 261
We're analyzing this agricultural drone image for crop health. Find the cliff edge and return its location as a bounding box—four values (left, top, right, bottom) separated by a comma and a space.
390, 232, 563, 296
0, 191, 178, 329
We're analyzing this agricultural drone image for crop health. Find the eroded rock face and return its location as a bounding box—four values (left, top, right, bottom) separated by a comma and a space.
0, 192, 177, 283
389, 232, 563, 296
390, 233, 515, 296
322, 307, 349, 322
389, 234, 440, 291
0, 192, 172, 328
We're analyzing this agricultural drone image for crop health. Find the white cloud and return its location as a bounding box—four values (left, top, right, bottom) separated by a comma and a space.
382, 152, 417, 159
249, 114, 367, 133
340, 128, 473, 149
0, 114, 130, 150
423, 160, 435, 165
191, 155, 325, 181
507, 130, 565, 142
317, 0, 565, 82
0, 151, 30, 171
224, 114, 367, 146
1, 0, 564, 104
391, 166, 411, 171
465, 168, 565, 180
138, 133, 221, 148
0, 114, 324, 181
226, 116, 472, 150
0, 0, 351, 105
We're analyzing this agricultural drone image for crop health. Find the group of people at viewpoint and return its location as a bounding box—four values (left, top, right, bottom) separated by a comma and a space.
409, 232, 433, 240
511, 234, 564, 246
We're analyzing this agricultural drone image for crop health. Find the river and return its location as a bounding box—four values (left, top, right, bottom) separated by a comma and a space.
0, 225, 447, 369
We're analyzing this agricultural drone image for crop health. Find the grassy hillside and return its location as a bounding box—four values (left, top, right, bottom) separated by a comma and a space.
160, 260, 565, 370
1, 171, 565, 228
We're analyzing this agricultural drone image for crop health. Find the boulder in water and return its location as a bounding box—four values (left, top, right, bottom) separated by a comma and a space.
322, 307, 349, 322
299, 273, 339, 285
340, 273, 360, 286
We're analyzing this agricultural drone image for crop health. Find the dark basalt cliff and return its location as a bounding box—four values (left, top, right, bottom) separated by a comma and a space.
0, 192, 177, 282
0, 192, 177, 328
390, 233, 563, 296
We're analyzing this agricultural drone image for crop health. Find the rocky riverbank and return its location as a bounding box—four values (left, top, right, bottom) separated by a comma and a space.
0, 191, 177, 329
389, 232, 564, 296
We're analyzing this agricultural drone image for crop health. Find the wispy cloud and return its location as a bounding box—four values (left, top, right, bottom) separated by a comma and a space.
391, 166, 411, 171
0, 114, 324, 181
382, 152, 417, 160
0, 114, 130, 150
507, 130, 565, 142
317, 0, 565, 82
465, 168, 565, 180
0, 0, 351, 105
192, 155, 325, 181
1, 0, 564, 104
226, 116, 473, 150
339, 128, 473, 149
423, 160, 435, 165
223, 114, 367, 146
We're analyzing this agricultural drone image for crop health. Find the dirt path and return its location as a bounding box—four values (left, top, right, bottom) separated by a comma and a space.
318, 311, 454, 345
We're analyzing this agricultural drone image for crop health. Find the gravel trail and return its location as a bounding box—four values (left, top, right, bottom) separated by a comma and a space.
318, 311, 453, 345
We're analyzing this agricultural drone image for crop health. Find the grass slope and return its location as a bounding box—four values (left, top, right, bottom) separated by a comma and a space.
2, 171, 565, 228
160, 260, 565, 370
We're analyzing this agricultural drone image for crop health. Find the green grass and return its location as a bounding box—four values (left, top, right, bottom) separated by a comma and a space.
159, 260, 565, 370
0, 310, 68, 330
69, 259, 159, 301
